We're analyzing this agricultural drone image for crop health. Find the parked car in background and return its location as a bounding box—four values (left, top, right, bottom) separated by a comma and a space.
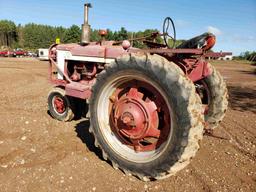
13, 49, 28, 57
0, 50, 14, 57
27, 51, 37, 57
0, 49, 29, 57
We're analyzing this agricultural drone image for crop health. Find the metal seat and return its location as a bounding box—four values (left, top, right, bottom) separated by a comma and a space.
177, 32, 216, 51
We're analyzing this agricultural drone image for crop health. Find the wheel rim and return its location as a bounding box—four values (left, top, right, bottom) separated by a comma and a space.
96, 72, 172, 163
52, 95, 66, 115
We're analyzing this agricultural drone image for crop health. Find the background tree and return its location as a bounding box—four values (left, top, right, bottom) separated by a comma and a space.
117, 27, 128, 40
0, 20, 18, 48
90, 29, 101, 42
17, 24, 24, 48
234, 51, 256, 62
64, 25, 81, 43
55, 26, 67, 43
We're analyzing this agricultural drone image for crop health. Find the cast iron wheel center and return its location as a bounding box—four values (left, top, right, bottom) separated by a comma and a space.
53, 96, 66, 114
113, 97, 151, 139
109, 86, 168, 152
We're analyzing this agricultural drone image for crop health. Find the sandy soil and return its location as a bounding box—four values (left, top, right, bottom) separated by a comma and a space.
0, 58, 255, 192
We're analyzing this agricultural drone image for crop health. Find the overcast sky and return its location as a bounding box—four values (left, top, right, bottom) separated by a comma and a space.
0, 0, 255, 55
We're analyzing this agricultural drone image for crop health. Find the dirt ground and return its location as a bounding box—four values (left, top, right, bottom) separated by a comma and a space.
0, 57, 255, 192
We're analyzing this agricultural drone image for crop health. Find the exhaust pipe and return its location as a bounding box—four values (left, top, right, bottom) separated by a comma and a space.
81, 3, 92, 44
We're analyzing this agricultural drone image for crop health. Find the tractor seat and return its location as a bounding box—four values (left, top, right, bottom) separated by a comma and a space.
177, 32, 216, 51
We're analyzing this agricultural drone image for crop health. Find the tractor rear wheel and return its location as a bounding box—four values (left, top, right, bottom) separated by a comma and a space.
195, 64, 228, 129
89, 53, 204, 180
48, 87, 74, 121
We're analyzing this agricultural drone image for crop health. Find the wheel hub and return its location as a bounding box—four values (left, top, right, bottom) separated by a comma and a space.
53, 96, 65, 114
121, 112, 134, 126
110, 87, 165, 151
114, 97, 151, 139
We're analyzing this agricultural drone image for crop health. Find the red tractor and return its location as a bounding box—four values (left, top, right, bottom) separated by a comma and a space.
48, 3, 229, 181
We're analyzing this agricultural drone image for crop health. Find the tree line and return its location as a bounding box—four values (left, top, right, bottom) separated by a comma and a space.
0, 20, 17, 48
234, 51, 256, 62
1, 20, 255, 60
1, 20, 184, 51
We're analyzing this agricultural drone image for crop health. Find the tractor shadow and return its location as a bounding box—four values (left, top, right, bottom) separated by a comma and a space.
239, 70, 256, 75
228, 85, 256, 113
74, 120, 104, 160
72, 98, 89, 120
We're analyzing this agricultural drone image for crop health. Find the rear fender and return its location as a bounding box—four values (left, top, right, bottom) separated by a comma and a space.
187, 60, 212, 82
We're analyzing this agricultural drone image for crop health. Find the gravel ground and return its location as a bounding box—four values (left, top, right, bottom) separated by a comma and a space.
0, 58, 255, 192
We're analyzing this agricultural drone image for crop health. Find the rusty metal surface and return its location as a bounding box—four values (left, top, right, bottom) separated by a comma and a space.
56, 42, 231, 59
139, 48, 203, 54
53, 96, 66, 114
71, 45, 105, 57
57, 43, 80, 51
81, 3, 92, 44
187, 60, 212, 82
109, 80, 170, 152
57, 43, 128, 58
65, 82, 92, 99
105, 46, 127, 58
81, 24, 91, 44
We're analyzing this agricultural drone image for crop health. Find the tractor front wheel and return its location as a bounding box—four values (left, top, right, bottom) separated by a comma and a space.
195, 64, 228, 130
48, 87, 74, 121
89, 53, 204, 180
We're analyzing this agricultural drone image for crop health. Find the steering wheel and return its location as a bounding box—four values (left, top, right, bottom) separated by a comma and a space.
163, 17, 176, 48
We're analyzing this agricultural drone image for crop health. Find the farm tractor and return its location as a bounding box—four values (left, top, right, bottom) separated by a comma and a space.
47, 3, 230, 181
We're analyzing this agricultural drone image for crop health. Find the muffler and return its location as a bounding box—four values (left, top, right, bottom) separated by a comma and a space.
81, 3, 92, 44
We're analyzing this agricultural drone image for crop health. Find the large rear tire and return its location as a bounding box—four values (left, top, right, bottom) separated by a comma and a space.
89, 53, 204, 181
196, 64, 228, 129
